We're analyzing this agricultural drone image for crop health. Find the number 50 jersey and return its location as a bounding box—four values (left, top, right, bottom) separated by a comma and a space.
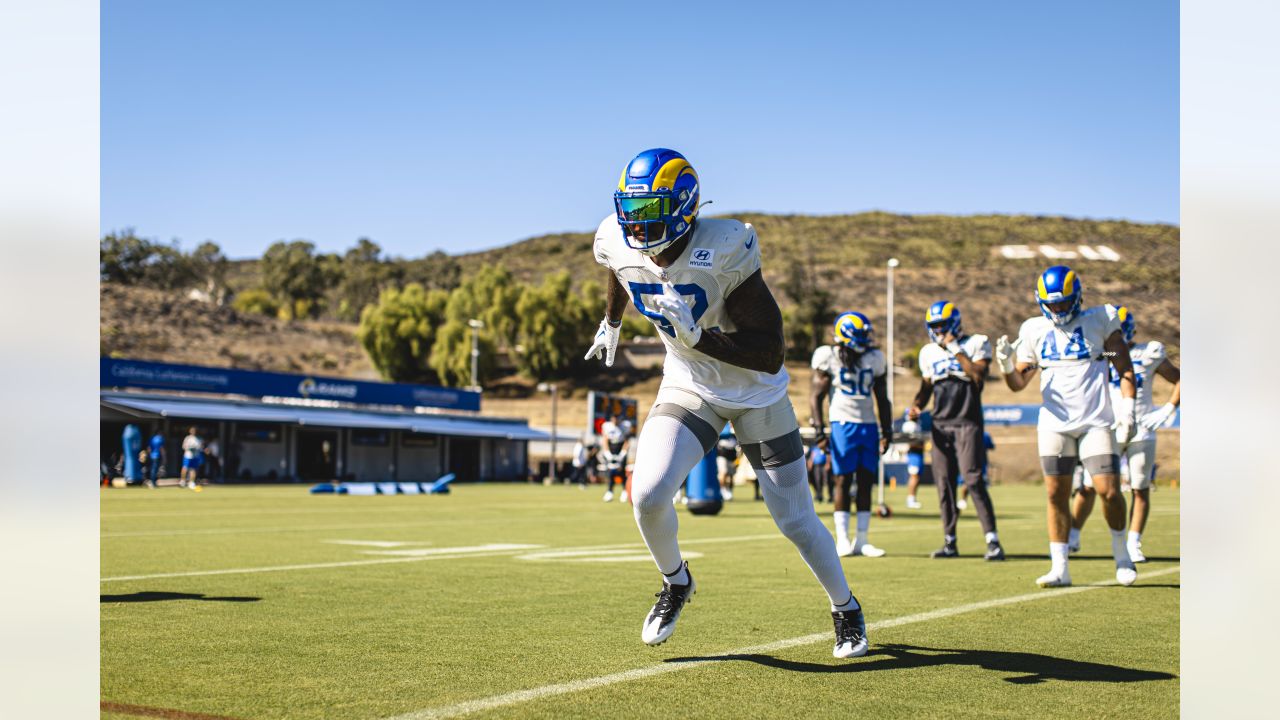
1014, 306, 1123, 432
811, 345, 886, 424
593, 215, 790, 409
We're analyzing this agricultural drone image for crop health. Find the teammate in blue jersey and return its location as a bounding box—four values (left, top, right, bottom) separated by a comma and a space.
810, 312, 893, 557
146, 427, 165, 488
585, 148, 868, 658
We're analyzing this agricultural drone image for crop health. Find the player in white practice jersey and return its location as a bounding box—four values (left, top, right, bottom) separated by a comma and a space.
1069, 306, 1181, 562
809, 312, 892, 558
995, 266, 1139, 588
584, 148, 867, 659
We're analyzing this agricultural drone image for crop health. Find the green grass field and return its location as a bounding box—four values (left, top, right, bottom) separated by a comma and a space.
101, 483, 1179, 719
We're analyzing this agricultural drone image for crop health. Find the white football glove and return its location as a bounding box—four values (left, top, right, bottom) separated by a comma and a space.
1113, 395, 1137, 444
583, 318, 621, 367
1141, 402, 1178, 431
994, 335, 1016, 375
653, 282, 703, 349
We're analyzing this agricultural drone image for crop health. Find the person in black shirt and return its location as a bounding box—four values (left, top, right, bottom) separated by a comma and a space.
908, 301, 1004, 561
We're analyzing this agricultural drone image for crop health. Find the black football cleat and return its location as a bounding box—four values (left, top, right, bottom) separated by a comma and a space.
930, 543, 960, 559
832, 602, 868, 658
641, 563, 695, 646
984, 541, 1006, 561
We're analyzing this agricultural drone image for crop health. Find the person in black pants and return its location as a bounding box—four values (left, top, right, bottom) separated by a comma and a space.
908, 301, 1004, 561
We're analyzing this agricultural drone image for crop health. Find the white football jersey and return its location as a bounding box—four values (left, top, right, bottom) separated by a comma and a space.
918, 334, 992, 382
594, 216, 790, 409
1015, 306, 1122, 432
1109, 341, 1167, 441
811, 345, 886, 424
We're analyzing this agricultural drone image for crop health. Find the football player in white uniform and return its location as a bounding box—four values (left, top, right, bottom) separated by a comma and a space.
584, 149, 867, 659
1069, 306, 1181, 562
908, 301, 1004, 561
810, 312, 892, 558
995, 266, 1139, 587
599, 415, 630, 502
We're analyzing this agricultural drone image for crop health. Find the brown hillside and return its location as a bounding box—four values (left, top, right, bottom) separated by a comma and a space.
100, 284, 378, 378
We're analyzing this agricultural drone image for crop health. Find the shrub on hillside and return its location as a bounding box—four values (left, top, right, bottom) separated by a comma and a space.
231, 289, 280, 317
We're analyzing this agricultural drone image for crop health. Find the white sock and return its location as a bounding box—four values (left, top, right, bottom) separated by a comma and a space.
1049, 542, 1069, 572
832, 593, 860, 612
1110, 529, 1132, 564
1068, 527, 1081, 546
855, 511, 871, 546
663, 563, 690, 586
985, 531, 999, 544
944, 534, 956, 545
1128, 530, 1142, 545
833, 511, 851, 541
906, 494, 916, 502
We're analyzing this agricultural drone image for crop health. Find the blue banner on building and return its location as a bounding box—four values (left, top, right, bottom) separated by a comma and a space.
981, 404, 1179, 428
101, 357, 480, 412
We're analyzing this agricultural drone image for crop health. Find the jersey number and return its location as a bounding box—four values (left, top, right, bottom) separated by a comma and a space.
1040, 328, 1090, 361
929, 357, 962, 378
1109, 364, 1145, 389
838, 367, 874, 397
628, 282, 709, 338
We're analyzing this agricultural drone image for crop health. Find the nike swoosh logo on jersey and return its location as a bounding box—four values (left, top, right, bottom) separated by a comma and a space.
744, 236, 755, 250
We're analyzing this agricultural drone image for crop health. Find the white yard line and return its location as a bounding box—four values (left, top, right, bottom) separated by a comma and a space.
384, 566, 1181, 720
101, 522, 443, 538
99, 520, 1171, 583
99, 548, 543, 582
97, 534, 787, 582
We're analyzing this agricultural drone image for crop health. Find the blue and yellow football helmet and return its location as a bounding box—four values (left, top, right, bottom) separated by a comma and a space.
1036, 265, 1083, 326
614, 148, 700, 256
833, 311, 874, 352
1116, 305, 1135, 345
924, 300, 962, 344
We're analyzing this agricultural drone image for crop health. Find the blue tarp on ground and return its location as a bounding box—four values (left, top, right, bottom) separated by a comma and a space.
101, 393, 550, 440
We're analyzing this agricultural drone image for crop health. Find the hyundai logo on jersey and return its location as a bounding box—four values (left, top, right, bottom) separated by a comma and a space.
689, 248, 714, 268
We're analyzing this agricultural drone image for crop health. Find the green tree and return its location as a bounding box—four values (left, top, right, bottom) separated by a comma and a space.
100, 229, 156, 284
780, 253, 835, 357
260, 240, 333, 320
335, 238, 404, 321
190, 241, 230, 301
428, 319, 496, 388
426, 265, 523, 387
403, 250, 462, 292
514, 270, 593, 380
357, 283, 450, 383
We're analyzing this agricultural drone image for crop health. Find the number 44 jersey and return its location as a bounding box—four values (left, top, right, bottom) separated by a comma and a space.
1015, 306, 1123, 432
593, 215, 790, 409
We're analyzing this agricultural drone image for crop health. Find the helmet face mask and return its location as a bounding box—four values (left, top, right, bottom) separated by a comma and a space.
833, 311, 873, 352
924, 301, 962, 344
614, 148, 699, 256
1036, 266, 1083, 326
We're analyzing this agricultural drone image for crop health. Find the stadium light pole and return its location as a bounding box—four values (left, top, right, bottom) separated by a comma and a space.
880, 258, 900, 515
467, 319, 484, 393
537, 382, 559, 484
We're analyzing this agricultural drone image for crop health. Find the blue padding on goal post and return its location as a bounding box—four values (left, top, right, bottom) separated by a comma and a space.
685, 448, 722, 515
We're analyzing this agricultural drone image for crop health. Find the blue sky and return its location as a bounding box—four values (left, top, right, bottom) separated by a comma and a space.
102, 0, 1178, 259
